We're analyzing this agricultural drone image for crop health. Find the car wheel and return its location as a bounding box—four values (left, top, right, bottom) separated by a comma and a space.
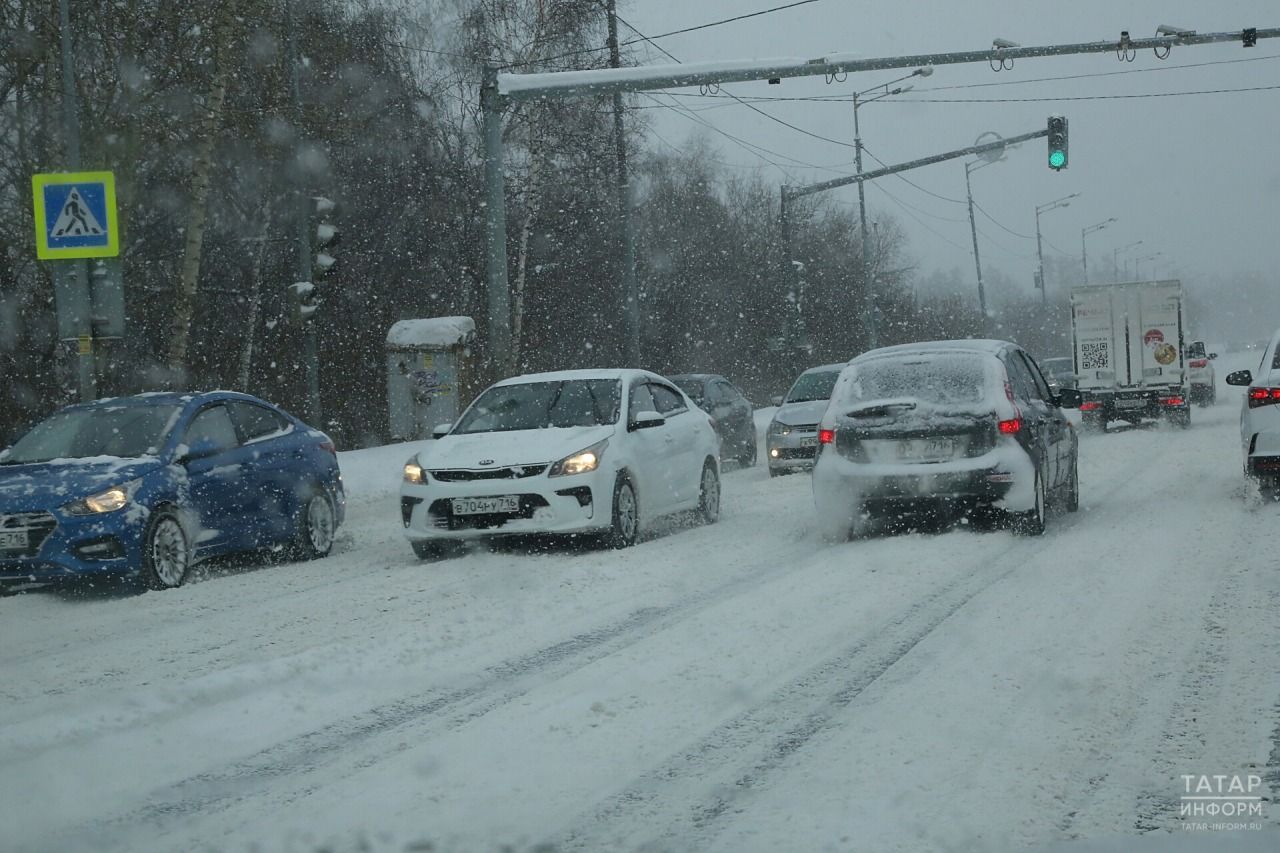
290, 488, 336, 560
739, 430, 758, 467
1012, 469, 1047, 536
411, 539, 446, 560
606, 476, 639, 549
142, 510, 191, 590
1065, 456, 1079, 513
698, 459, 721, 524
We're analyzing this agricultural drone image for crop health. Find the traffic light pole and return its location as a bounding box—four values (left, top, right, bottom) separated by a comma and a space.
58, 0, 95, 402
487, 26, 1280, 367
286, 0, 320, 422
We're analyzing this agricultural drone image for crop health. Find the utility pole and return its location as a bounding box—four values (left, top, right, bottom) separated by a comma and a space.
964, 161, 987, 319
1113, 240, 1142, 282
58, 0, 95, 401
605, 0, 640, 366
853, 92, 872, 349
286, 0, 320, 422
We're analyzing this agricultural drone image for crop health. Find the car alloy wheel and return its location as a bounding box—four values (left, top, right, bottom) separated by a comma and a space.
608, 477, 639, 548
1014, 469, 1047, 536
698, 460, 721, 524
292, 490, 336, 560
144, 512, 190, 590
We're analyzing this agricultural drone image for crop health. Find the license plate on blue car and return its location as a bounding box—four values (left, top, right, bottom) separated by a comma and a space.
0, 529, 29, 550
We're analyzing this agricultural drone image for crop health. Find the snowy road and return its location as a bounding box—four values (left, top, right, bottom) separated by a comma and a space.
4, 367, 1280, 852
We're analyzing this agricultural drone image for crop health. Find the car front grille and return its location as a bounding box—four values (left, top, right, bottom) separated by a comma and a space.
0, 511, 58, 559
429, 465, 548, 482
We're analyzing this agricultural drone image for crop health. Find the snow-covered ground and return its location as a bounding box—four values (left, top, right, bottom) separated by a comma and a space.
3, 359, 1279, 852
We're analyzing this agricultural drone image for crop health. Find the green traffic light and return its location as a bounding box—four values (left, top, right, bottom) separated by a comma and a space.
1049, 150, 1066, 169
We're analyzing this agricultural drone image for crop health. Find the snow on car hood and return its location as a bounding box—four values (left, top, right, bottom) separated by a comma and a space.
416, 425, 615, 469
0, 456, 164, 509
772, 399, 831, 427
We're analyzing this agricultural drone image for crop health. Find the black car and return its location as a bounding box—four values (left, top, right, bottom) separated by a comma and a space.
668, 374, 757, 466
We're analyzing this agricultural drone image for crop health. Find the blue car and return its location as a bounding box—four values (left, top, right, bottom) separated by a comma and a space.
0, 391, 344, 590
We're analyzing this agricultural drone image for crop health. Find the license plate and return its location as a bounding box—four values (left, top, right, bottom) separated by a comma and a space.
0, 529, 29, 550
1116, 399, 1146, 409
800, 438, 818, 448
896, 438, 955, 461
451, 496, 519, 516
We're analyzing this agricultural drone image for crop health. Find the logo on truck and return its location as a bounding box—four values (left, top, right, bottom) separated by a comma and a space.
1144, 329, 1165, 346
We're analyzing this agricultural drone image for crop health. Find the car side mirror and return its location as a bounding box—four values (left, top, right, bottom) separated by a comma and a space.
176, 436, 221, 463
1209, 352, 1218, 360
1226, 370, 1253, 386
431, 422, 453, 439
770, 395, 783, 407
629, 410, 665, 431
1055, 388, 1083, 409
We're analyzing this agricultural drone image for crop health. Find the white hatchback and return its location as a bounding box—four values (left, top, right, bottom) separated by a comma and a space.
400, 369, 721, 556
1227, 331, 1280, 490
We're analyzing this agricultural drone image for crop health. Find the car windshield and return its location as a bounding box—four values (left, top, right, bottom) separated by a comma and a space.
785, 370, 840, 403
452, 379, 621, 434
2, 404, 180, 463
670, 378, 706, 403
842, 354, 989, 407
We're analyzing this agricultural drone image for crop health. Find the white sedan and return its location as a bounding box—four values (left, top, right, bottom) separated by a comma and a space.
1227, 330, 1280, 493
400, 369, 721, 556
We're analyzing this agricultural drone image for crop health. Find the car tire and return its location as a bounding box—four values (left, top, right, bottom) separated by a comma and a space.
289, 488, 336, 560
411, 539, 446, 560
606, 475, 639, 549
1065, 456, 1079, 512
1012, 469, 1047, 536
739, 431, 758, 467
697, 459, 721, 525
142, 509, 191, 590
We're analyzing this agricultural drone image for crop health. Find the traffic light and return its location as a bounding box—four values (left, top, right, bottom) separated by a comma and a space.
312, 196, 340, 281
289, 281, 317, 323
1047, 115, 1068, 171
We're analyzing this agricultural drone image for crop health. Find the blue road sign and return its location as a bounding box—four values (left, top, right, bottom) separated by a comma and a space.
32, 171, 119, 260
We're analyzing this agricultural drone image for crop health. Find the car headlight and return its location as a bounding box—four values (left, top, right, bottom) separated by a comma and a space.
403, 459, 427, 485
549, 439, 608, 477
63, 480, 139, 516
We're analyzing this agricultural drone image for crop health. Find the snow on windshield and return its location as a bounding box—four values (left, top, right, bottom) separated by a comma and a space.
2, 405, 180, 463
453, 379, 621, 434
840, 354, 990, 407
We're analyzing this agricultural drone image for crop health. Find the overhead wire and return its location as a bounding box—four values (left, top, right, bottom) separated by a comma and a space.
973, 202, 1037, 241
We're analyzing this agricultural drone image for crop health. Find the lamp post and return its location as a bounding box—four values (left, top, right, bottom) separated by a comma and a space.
1081, 217, 1116, 284
854, 66, 932, 349
1034, 193, 1078, 305
1135, 251, 1163, 279
965, 154, 1004, 318
1111, 240, 1142, 282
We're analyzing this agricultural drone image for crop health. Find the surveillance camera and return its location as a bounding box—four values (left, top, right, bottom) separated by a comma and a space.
915, 66, 934, 77
1156, 24, 1194, 37
992, 38, 1020, 49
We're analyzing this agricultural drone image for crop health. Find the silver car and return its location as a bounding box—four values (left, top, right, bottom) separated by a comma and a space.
766, 363, 844, 477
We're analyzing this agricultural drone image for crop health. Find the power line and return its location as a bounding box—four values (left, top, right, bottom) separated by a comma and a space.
973, 202, 1037, 240
891, 83, 1280, 103
868, 184, 972, 254
860, 145, 968, 205
625, 0, 826, 44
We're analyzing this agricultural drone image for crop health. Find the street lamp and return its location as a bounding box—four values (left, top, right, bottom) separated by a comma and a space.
1112, 240, 1143, 282
1135, 251, 1163, 279
1034, 192, 1078, 305
965, 153, 1004, 318
1081, 217, 1117, 283
853, 66, 932, 349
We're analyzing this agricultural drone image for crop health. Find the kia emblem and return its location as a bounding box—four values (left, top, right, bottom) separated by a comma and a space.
478, 459, 495, 466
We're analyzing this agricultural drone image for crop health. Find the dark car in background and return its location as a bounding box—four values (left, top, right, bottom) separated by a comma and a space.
813, 340, 1081, 540
1038, 356, 1077, 390
0, 391, 344, 591
668, 374, 757, 466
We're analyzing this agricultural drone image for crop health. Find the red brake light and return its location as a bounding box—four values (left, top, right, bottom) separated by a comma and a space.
1160, 397, 1185, 407
1188, 359, 1208, 368
998, 418, 1022, 434
819, 428, 836, 444
1248, 387, 1280, 408
1079, 401, 1101, 412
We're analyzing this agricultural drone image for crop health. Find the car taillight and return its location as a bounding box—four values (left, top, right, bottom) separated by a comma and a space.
1160, 396, 1185, 406
1248, 387, 1280, 408
998, 418, 1022, 434
319, 440, 336, 455
1188, 359, 1208, 368
1079, 401, 1101, 412
819, 428, 835, 444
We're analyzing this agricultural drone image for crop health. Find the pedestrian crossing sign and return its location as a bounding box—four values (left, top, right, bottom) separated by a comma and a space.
32, 171, 119, 260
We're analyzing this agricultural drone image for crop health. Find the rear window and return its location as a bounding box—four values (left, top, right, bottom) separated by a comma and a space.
841, 354, 990, 407
1186, 342, 1207, 359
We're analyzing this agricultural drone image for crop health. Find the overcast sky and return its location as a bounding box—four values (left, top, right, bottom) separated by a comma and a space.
619, 0, 1280, 334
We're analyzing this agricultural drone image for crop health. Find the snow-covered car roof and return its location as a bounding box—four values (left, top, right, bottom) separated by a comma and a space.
799, 362, 848, 375
491, 368, 665, 387
851, 339, 1014, 362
